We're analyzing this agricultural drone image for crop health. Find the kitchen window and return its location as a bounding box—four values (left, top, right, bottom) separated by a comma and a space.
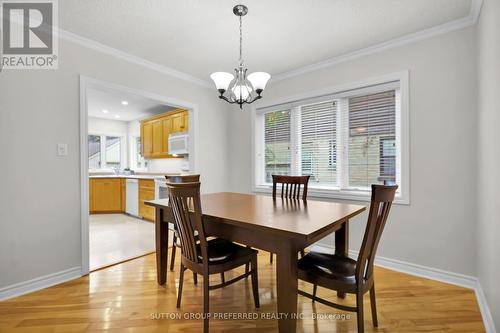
131, 136, 147, 170
254, 74, 409, 203
88, 134, 126, 171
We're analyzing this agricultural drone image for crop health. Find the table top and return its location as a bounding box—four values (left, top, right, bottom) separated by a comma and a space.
147, 192, 366, 240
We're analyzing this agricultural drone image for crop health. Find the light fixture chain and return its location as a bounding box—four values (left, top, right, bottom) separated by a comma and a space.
239, 14, 243, 66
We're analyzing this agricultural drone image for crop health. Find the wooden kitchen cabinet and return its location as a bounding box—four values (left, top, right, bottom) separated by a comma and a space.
140, 109, 188, 159
138, 179, 155, 221
89, 178, 124, 214
171, 111, 188, 133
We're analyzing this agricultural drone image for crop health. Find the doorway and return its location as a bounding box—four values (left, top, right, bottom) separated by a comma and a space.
79, 76, 199, 274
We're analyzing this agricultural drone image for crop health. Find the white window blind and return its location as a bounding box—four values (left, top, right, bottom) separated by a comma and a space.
255, 77, 407, 202
346, 90, 396, 188
264, 110, 291, 183
300, 101, 338, 187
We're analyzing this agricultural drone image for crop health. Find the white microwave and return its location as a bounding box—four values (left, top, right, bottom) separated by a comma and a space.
168, 132, 189, 155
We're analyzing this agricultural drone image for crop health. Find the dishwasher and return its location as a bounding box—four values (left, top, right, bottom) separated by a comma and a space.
125, 178, 139, 217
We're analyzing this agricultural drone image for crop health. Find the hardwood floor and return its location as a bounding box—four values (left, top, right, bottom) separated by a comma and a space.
0, 251, 485, 332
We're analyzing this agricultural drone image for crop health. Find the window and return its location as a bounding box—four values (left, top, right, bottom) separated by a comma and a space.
88, 134, 125, 170
300, 101, 337, 187
254, 75, 409, 203
131, 136, 147, 170
264, 110, 291, 183
88, 135, 101, 169
105, 136, 121, 169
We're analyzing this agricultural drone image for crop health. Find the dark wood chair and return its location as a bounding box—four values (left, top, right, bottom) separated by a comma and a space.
167, 181, 260, 333
166, 174, 200, 275
166, 175, 226, 285
270, 175, 310, 262
297, 184, 398, 333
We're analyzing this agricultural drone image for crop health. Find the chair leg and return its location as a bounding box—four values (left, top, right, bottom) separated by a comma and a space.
245, 263, 249, 277
270, 252, 273, 263
193, 272, 198, 285
356, 292, 365, 333
220, 273, 225, 284
170, 234, 177, 271
203, 273, 210, 333
176, 264, 185, 308
312, 284, 317, 301
370, 285, 378, 327
250, 257, 260, 308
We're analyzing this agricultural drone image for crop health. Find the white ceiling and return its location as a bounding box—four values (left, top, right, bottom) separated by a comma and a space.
60, 0, 473, 80
87, 87, 174, 122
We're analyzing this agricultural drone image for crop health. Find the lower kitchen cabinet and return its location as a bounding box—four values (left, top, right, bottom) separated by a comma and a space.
138, 179, 155, 221
89, 178, 125, 213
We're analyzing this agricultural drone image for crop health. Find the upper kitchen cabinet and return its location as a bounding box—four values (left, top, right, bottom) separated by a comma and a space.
140, 109, 188, 159
171, 111, 188, 133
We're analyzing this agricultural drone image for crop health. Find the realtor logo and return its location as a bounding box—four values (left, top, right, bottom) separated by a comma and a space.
1, 0, 58, 69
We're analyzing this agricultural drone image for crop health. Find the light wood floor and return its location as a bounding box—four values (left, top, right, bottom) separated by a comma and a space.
0, 251, 485, 333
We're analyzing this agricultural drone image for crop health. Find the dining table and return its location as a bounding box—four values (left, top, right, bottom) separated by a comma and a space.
146, 192, 366, 333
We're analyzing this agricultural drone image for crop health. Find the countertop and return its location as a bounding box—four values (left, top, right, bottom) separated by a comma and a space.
89, 173, 180, 180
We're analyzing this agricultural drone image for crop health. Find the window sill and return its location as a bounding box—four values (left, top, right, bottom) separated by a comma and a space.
252, 185, 409, 205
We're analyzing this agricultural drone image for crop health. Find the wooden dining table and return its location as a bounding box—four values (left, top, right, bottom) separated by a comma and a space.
146, 192, 366, 333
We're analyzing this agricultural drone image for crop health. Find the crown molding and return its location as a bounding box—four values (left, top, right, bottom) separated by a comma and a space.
272, 0, 483, 82
57, 29, 213, 89
55, 0, 483, 89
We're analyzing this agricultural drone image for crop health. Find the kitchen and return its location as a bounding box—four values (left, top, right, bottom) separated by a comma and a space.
87, 85, 191, 271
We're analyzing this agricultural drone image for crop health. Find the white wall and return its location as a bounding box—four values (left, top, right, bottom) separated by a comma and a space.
477, 0, 500, 329
88, 116, 128, 135
0, 37, 230, 289
227, 27, 478, 276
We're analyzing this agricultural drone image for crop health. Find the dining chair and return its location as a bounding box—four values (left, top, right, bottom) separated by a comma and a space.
167, 181, 260, 333
271, 175, 310, 262
166, 175, 199, 273
297, 184, 398, 333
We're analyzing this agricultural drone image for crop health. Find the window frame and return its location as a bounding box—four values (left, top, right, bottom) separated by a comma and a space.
129, 135, 147, 171
87, 132, 127, 172
252, 71, 410, 205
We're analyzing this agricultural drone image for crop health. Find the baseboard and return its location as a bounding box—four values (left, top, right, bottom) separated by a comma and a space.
474, 283, 498, 333
0, 266, 82, 302
309, 244, 497, 333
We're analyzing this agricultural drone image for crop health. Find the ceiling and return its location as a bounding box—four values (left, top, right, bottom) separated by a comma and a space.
60, 0, 473, 81
87, 87, 174, 122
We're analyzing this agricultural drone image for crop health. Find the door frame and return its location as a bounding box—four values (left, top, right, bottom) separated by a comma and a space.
79, 75, 200, 275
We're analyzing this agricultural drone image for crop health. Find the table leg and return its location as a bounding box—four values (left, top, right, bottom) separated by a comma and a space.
335, 220, 349, 298
155, 208, 168, 285
276, 243, 298, 333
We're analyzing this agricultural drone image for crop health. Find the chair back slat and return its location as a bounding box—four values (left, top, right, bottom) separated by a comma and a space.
167, 181, 208, 265
166, 174, 200, 183
272, 175, 310, 200
355, 184, 398, 283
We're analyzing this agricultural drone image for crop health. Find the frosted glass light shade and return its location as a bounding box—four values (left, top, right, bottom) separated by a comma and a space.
232, 84, 252, 101
210, 72, 234, 92
248, 72, 271, 92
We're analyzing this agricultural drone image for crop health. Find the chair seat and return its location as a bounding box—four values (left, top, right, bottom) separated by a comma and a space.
197, 238, 257, 265
298, 252, 357, 285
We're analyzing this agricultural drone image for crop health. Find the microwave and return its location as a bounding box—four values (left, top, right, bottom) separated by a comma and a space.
168, 132, 189, 155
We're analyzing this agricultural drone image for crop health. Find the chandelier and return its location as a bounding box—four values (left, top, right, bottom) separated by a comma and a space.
210, 5, 271, 109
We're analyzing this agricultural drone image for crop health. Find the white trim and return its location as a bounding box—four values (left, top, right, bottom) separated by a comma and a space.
0, 267, 81, 301
251, 71, 410, 205
271, 1, 483, 82
309, 244, 496, 333
58, 29, 212, 89
475, 283, 498, 333
79, 75, 201, 275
